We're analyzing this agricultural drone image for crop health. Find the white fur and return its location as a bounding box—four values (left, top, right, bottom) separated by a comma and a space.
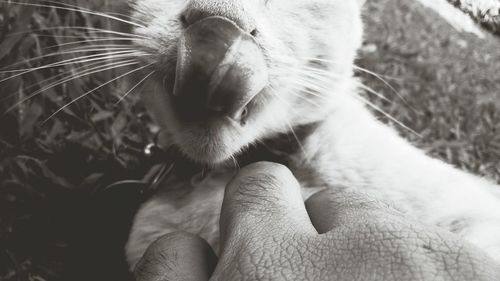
126, 82, 500, 268
125, 0, 500, 269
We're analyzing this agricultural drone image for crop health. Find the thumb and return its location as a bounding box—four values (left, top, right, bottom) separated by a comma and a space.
134, 231, 217, 281
219, 162, 316, 247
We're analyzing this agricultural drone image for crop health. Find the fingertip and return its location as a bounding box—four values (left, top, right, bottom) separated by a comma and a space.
224, 162, 302, 217
134, 231, 216, 281
226, 161, 301, 202
231, 162, 298, 186
220, 162, 314, 244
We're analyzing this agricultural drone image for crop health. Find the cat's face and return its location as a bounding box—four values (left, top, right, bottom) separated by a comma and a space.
129, 0, 364, 164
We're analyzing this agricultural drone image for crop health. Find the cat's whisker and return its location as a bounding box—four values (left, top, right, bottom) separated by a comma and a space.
292, 56, 370, 75
281, 61, 409, 132
1, 48, 140, 70
0, 51, 148, 81
4, 60, 141, 114
352, 65, 419, 112
271, 53, 343, 65
38, 59, 140, 94
285, 66, 396, 105
289, 75, 415, 136
309, 60, 410, 106
105, 11, 147, 26
283, 69, 411, 136
356, 82, 394, 104
293, 91, 327, 107
279, 71, 335, 103
356, 95, 422, 137
2, 1, 146, 28
286, 80, 326, 99
284, 87, 323, 107
260, 87, 310, 158
266, 78, 323, 107
43, 38, 140, 50
0, 48, 138, 72
265, 84, 300, 111
264, 88, 313, 162
229, 154, 240, 170
283, 67, 346, 89
63, 52, 149, 67
115, 71, 156, 104
6, 27, 149, 40
283, 119, 311, 163
45, 45, 138, 55
351, 65, 410, 104
294, 75, 340, 91
288, 76, 332, 97
32, 35, 142, 41
12, 26, 149, 39
42, 0, 149, 26
295, 89, 327, 104
55, 46, 137, 53
287, 66, 344, 79
352, 65, 399, 82
0, 59, 123, 103
291, 55, 410, 105
43, 62, 155, 123
295, 77, 418, 138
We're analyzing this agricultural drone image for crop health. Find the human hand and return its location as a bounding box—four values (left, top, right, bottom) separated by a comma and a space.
134, 162, 500, 281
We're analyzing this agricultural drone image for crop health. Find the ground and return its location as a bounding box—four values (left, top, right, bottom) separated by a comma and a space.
0, 0, 499, 280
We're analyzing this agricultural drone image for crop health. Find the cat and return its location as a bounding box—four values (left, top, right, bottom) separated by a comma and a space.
124, 0, 500, 269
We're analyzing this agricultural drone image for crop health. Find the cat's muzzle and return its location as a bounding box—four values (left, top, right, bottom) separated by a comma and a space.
173, 16, 268, 123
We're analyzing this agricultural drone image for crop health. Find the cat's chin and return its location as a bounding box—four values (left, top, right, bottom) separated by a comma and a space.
175, 141, 240, 166
180, 148, 233, 166
172, 118, 251, 165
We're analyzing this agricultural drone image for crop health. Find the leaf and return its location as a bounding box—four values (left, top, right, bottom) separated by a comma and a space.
2, 156, 74, 191
0, 3, 35, 61
91, 110, 114, 122
19, 102, 43, 138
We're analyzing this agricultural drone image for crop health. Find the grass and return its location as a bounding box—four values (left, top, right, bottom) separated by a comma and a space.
358, 0, 500, 182
0, 0, 499, 280
0, 1, 153, 280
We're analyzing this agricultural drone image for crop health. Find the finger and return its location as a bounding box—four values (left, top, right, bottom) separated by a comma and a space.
134, 231, 217, 281
305, 189, 403, 233
220, 162, 316, 244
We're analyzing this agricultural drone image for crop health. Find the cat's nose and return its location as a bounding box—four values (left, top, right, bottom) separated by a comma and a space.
172, 16, 268, 122
180, 1, 256, 34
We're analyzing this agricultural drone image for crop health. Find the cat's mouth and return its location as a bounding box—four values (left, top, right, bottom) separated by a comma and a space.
157, 16, 269, 164
171, 16, 268, 125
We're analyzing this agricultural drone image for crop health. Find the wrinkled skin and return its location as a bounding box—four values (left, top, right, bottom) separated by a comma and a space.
133, 163, 500, 281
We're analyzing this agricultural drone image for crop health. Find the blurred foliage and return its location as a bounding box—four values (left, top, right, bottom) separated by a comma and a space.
0, 1, 154, 280
0, 0, 499, 280
357, 0, 500, 182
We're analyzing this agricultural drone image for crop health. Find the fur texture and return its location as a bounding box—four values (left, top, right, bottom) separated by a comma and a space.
125, 0, 500, 269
